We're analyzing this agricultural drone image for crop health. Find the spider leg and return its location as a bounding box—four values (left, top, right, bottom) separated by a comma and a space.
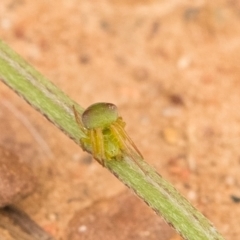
113, 122, 143, 158
95, 128, 106, 164
90, 128, 106, 166
110, 124, 146, 175
72, 105, 86, 133
89, 129, 97, 157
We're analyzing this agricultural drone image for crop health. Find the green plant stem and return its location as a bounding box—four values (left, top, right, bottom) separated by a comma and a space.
0, 40, 225, 240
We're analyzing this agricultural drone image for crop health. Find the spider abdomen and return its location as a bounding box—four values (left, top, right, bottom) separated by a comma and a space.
82, 102, 118, 129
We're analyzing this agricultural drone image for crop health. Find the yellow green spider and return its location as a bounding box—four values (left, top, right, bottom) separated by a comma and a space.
73, 102, 143, 165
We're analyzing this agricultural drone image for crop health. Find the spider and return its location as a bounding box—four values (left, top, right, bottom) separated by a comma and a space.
73, 102, 143, 165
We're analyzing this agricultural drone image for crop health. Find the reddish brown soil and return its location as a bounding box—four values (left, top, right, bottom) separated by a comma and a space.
1, 1, 240, 239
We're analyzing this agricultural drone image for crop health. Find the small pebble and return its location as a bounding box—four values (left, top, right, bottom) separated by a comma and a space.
225, 176, 235, 186
187, 190, 197, 201
47, 213, 57, 221
162, 127, 180, 145
162, 106, 182, 117
72, 153, 81, 162
177, 55, 192, 69
78, 225, 87, 233
1, 18, 12, 30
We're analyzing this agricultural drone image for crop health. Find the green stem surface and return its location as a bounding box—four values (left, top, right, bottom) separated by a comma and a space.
0, 40, 225, 240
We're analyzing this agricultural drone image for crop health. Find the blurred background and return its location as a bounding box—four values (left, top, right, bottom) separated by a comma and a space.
1, 0, 240, 239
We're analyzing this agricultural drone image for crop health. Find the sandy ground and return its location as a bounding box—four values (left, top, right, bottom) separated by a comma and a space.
1, 0, 240, 239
